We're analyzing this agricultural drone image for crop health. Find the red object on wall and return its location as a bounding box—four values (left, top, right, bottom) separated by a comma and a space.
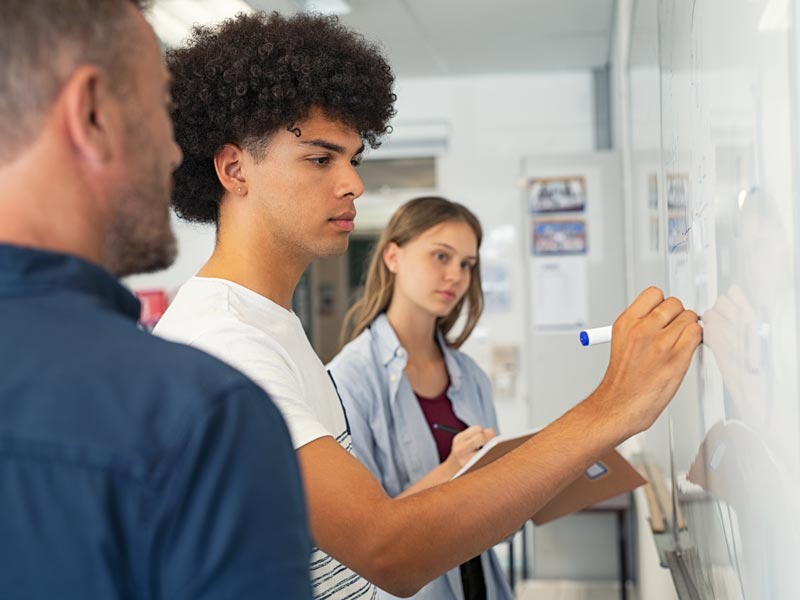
134, 289, 168, 328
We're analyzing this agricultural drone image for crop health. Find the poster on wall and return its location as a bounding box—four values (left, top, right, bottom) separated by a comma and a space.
666, 172, 689, 209
530, 257, 588, 329
134, 289, 168, 330
525, 172, 590, 329
527, 175, 587, 213
532, 218, 587, 255
666, 172, 690, 254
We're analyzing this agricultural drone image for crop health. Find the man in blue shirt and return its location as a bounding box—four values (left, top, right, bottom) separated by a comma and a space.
0, 1, 312, 598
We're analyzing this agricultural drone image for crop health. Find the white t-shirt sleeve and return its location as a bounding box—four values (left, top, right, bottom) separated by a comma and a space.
189, 324, 332, 450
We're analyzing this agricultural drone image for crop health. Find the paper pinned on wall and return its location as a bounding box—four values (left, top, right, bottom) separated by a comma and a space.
531, 256, 588, 329
482, 263, 512, 314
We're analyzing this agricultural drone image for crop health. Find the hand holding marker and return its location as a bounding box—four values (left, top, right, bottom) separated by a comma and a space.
580, 319, 702, 346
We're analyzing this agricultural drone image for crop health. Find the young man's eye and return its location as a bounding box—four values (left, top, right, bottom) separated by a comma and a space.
351, 155, 362, 167
310, 156, 330, 166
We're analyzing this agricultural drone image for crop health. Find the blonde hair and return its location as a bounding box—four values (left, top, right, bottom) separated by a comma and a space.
341, 196, 484, 349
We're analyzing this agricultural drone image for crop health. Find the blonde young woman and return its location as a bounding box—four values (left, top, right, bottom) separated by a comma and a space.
328, 197, 514, 600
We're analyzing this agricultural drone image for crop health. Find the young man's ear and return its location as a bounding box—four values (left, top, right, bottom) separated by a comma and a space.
61, 65, 121, 165
382, 242, 400, 274
214, 144, 248, 196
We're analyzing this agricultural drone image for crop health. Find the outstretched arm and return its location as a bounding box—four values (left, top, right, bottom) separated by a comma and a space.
298, 287, 701, 597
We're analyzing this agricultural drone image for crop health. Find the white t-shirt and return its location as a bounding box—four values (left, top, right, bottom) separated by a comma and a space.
154, 276, 376, 600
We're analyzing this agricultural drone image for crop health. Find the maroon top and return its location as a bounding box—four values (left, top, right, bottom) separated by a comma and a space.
416, 385, 467, 462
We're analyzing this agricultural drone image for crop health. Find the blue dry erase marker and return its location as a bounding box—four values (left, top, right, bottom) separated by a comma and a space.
579, 325, 613, 346
580, 318, 703, 346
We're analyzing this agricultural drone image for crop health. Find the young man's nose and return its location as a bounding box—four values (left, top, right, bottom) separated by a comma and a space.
337, 164, 365, 200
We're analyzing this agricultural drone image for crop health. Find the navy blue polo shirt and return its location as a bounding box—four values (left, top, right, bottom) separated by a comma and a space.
0, 244, 312, 599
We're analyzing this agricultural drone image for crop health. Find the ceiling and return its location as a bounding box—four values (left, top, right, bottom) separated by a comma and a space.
148, 0, 616, 77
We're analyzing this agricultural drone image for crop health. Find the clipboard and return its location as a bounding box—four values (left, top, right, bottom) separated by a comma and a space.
451, 429, 647, 525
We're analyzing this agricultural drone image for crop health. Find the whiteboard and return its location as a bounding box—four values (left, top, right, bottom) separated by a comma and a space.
628, 0, 800, 597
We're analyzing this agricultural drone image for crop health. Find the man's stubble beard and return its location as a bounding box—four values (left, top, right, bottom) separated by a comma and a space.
105, 150, 178, 278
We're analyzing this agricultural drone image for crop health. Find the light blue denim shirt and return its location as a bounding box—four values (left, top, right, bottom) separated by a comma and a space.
327, 313, 514, 600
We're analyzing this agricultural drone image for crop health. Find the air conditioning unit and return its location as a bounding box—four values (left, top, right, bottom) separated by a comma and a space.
374, 119, 450, 159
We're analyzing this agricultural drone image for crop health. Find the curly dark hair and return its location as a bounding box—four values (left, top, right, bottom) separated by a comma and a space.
167, 11, 397, 225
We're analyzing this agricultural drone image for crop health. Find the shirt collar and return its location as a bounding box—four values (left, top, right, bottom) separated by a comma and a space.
0, 244, 141, 321
371, 313, 405, 367
370, 312, 463, 391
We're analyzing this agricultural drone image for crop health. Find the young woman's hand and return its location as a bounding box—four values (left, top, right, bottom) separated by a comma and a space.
447, 425, 496, 470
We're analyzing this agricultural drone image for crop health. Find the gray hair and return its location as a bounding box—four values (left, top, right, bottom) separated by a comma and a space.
0, 0, 150, 162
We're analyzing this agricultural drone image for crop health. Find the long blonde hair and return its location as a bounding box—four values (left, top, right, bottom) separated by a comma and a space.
341, 196, 484, 349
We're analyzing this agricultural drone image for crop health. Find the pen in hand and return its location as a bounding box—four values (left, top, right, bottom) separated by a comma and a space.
432, 423, 464, 435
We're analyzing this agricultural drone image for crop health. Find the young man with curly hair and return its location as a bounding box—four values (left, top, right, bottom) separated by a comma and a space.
155, 11, 702, 600
0, 2, 312, 598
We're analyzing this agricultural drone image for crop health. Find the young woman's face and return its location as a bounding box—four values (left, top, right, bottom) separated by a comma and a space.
384, 219, 478, 319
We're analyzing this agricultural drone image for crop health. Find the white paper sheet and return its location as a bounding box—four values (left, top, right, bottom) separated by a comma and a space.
531, 256, 588, 329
